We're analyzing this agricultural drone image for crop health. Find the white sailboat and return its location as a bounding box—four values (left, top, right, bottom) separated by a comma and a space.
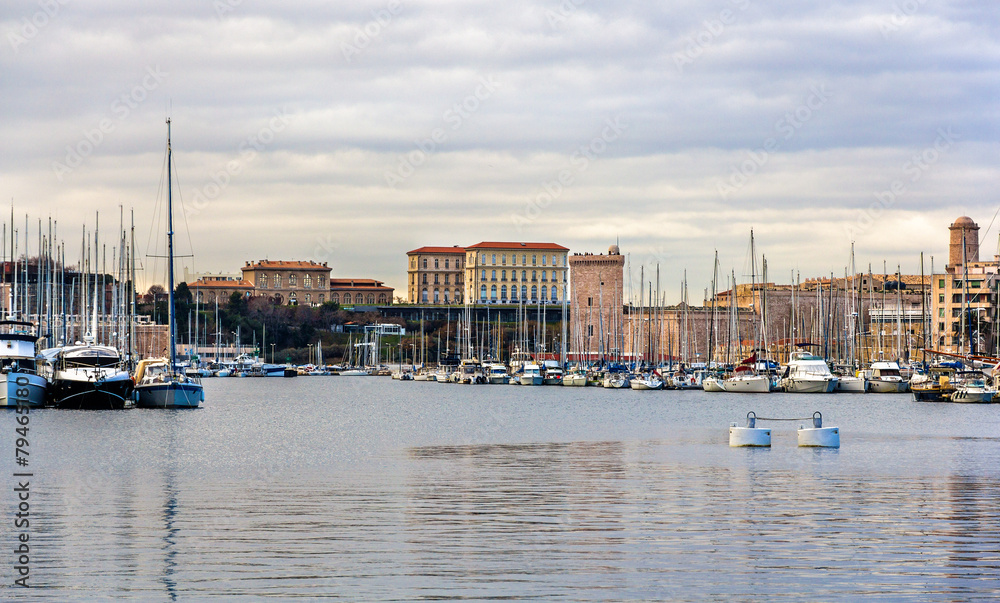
134, 119, 204, 409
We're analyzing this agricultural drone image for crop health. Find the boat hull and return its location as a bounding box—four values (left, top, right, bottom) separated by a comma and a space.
948, 389, 995, 403
520, 375, 543, 386
702, 377, 726, 392
135, 381, 204, 408
0, 372, 47, 408
629, 379, 663, 390
782, 377, 838, 393
869, 379, 908, 393
51, 374, 133, 410
562, 374, 588, 386
723, 375, 771, 393
836, 377, 868, 392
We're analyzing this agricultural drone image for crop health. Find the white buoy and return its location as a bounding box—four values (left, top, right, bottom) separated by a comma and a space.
729, 412, 771, 447
797, 412, 840, 448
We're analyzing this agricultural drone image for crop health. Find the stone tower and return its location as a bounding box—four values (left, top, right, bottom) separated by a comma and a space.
948, 216, 980, 267
568, 245, 625, 359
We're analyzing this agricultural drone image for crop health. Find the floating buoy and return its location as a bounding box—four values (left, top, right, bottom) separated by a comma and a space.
729, 411, 772, 447
797, 411, 840, 448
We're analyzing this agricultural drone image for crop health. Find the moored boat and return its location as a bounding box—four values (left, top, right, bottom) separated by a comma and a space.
0, 320, 47, 408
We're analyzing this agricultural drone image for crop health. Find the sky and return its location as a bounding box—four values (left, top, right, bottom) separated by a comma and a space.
2, 0, 998, 302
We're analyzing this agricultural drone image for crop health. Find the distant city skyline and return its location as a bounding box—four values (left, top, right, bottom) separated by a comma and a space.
3, 1, 997, 302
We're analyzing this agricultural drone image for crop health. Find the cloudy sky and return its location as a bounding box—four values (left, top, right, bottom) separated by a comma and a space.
2, 0, 997, 301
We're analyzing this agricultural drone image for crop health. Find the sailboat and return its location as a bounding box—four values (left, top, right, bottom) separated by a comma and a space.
133, 119, 204, 409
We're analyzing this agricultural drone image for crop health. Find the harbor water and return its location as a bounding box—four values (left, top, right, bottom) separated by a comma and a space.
3, 378, 1000, 600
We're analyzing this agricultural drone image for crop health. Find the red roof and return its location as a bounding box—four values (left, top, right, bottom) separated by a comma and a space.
466, 242, 568, 251
329, 278, 391, 289
190, 278, 253, 289
407, 246, 466, 255
243, 260, 330, 270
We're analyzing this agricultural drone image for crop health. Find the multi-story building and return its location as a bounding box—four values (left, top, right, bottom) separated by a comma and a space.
406, 246, 465, 304
188, 275, 254, 304
568, 245, 625, 357
241, 260, 332, 306
931, 216, 999, 355
464, 242, 569, 304
329, 278, 394, 306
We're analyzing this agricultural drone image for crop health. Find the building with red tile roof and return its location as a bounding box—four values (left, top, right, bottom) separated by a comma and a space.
242, 259, 332, 306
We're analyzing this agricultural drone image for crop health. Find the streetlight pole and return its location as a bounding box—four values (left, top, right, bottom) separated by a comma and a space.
270, 343, 275, 364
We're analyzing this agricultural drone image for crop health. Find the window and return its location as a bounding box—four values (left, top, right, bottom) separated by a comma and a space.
491, 285, 497, 300
938, 278, 944, 288
522, 254, 527, 265
938, 308, 945, 317
305, 293, 311, 304
481, 269, 487, 280
367, 294, 375, 304
542, 271, 547, 281
443, 289, 450, 303
542, 255, 547, 266
588, 297, 592, 306
501, 285, 507, 301
274, 274, 281, 288
434, 274, 439, 285
289, 274, 297, 287
492, 270, 497, 281
502, 254, 507, 265
319, 294, 324, 303
445, 259, 449, 269
541, 285, 547, 300
318, 277, 325, 289
332, 293, 339, 304
522, 270, 527, 281
481, 253, 486, 264
422, 288, 428, 303
532, 270, 537, 281
501, 270, 506, 281
455, 289, 461, 302
511, 271, 517, 282
511, 286, 518, 300
480, 284, 487, 302
521, 285, 527, 300
445, 274, 450, 284
423, 258, 427, 269
457, 259, 461, 269
492, 254, 496, 265
551, 286, 557, 301
434, 289, 440, 303
532, 255, 537, 266
563, 272, 567, 282
434, 258, 439, 269
562, 255, 566, 266
971, 280, 982, 288
553, 255, 557, 266
304, 275, 312, 289
531, 285, 537, 301
938, 294, 944, 303
378, 294, 386, 304
422, 274, 428, 284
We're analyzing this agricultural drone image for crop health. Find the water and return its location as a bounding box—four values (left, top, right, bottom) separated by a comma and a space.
3, 378, 1000, 601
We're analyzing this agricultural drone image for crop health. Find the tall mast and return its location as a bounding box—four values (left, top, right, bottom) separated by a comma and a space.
166, 118, 178, 374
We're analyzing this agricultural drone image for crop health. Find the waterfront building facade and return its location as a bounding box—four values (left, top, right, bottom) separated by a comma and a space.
930, 216, 999, 355
568, 246, 625, 358
189, 275, 254, 304
465, 242, 569, 305
241, 260, 332, 306
406, 246, 465, 304
329, 278, 394, 306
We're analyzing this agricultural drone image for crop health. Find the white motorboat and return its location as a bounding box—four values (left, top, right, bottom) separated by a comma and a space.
38, 340, 133, 409
868, 361, 909, 393
835, 370, 868, 393
0, 320, 47, 408
485, 363, 510, 384
629, 373, 664, 390
519, 363, 544, 386
948, 372, 995, 403
542, 365, 564, 385
779, 350, 838, 393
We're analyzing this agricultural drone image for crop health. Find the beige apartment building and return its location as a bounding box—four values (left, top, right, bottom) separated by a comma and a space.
464, 242, 569, 304
241, 260, 332, 306
406, 246, 466, 304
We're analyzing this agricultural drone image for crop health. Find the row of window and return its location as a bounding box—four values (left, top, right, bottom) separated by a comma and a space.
480, 269, 565, 283
939, 278, 986, 289
331, 292, 388, 305
478, 253, 565, 267
256, 274, 325, 290
479, 284, 562, 302
415, 273, 464, 285
416, 257, 463, 270
419, 288, 463, 304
